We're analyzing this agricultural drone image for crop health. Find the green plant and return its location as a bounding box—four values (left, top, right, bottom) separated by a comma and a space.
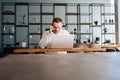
104, 39, 111, 43
94, 20, 98, 25
103, 28, 107, 33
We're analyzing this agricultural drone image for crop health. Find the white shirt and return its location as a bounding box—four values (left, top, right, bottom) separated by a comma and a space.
39, 29, 70, 49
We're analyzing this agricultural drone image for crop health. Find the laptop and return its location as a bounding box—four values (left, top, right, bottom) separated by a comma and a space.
50, 35, 74, 48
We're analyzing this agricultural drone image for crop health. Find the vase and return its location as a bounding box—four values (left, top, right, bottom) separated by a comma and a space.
22, 42, 26, 47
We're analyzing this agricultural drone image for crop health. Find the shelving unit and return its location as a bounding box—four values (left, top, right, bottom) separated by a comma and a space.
101, 3, 116, 44
65, 3, 79, 43
1, 2, 117, 53
28, 3, 41, 48
1, 2, 15, 53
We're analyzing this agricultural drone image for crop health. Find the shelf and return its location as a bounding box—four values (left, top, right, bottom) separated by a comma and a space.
2, 12, 15, 15
15, 3, 29, 5
2, 33, 15, 35
70, 32, 91, 35
29, 3, 41, 6
102, 33, 115, 34
66, 13, 78, 15
29, 33, 42, 35
42, 23, 52, 25
66, 23, 78, 25
90, 3, 103, 6
90, 25, 102, 27
102, 23, 115, 25
102, 13, 115, 15
80, 23, 92, 25
29, 23, 41, 25
80, 33, 92, 35
2, 23, 15, 25
80, 13, 92, 16
54, 3, 67, 6
41, 12, 54, 15
29, 43, 38, 45
29, 13, 41, 15
2, 44, 15, 45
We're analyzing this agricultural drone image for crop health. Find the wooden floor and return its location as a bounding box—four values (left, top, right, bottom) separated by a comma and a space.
0, 52, 120, 80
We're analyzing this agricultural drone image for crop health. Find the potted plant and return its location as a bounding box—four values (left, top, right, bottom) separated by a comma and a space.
103, 27, 107, 33
94, 20, 98, 25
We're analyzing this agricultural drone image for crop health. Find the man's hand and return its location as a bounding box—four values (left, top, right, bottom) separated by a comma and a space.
49, 26, 54, 34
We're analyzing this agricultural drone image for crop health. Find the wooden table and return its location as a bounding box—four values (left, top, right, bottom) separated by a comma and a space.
0, 52, 120, 80
13, 48, 106, 53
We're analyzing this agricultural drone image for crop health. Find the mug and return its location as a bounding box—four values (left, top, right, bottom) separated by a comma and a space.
22, 42, 26, 47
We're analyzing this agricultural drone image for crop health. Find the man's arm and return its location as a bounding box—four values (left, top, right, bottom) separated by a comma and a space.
39, 31, 51, 48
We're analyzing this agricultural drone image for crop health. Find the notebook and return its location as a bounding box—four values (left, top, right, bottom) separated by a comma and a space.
50, 34, 74, 48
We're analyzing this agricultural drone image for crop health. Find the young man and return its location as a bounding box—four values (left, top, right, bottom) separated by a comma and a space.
39, 17, 70, 50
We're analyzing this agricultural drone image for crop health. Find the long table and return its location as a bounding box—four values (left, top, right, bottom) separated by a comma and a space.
0, 52, 120, 80
13, 47, 106, 53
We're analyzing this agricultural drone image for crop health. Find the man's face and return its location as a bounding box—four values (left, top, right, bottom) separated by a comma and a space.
52, 22, 62, 34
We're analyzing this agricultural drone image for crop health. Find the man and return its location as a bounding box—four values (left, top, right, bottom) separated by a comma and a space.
39, 17, 70, 51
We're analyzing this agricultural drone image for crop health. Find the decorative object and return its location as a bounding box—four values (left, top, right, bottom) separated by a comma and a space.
104, 39, 111, 44
103, 27, 107, 33
112, 19, 114, 23
11, 26, 15, 33
109, 19, 111, 23
4, 26, 7, 33
94, 20, 98, 25
15, 42, 19, 45
74, 28, 77, 33
21, 14, 25, 24
45, 28, 49, 31
29, 35, 32, 38
87, 38, 91, 43
95, 37, 100, 44
21, 35, 27, 47
4, 26, 14, 33
9, 35, 13, 39
22, 42, 26, 47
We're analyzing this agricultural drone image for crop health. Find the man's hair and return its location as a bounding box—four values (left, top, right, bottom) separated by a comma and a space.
52, 17, 62, 26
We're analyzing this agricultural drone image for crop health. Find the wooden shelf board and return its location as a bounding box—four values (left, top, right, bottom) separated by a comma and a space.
80, 13, 92, 15
102, 33, 115, 34
80, 23, 92, 25
2, 33, 15, 35
90, 25, 102, 27
29, 33, 42, 35
66, 13, 78, 15
54, 3, 67, 6
2, 12, 15, 15
102, 23, 115, 25
90, 3, 103, 6
29, 13, 40, 15
102, 13, 115, 15
2, 23, 15, 25
70, 32, 91, 35
15, 2, 29, 5
29, 23, 41, 25
42, 12, 54, 15
29, 43, 38, 45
